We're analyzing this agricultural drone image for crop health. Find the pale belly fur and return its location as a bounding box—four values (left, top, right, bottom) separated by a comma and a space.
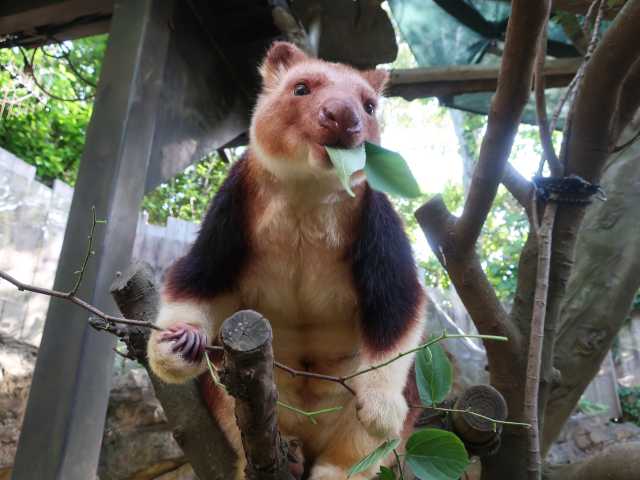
210, 196, 364, 448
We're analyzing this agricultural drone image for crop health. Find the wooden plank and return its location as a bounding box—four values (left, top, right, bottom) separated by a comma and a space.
387, 58, 582, 100
11, 1, 173, 478
144, 3, 251, 191
0, 0, 112, 40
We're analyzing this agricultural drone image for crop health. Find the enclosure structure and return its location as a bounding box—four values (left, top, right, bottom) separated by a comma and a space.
0, 0, 630, 479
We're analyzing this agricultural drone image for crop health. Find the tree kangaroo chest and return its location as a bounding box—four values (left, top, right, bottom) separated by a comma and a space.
237, 201, 363, 391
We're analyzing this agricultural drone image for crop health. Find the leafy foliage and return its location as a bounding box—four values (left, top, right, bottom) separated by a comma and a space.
349, 336, 468, 479
0, 36, 107, 185
405, 429, 469, 480
577, 398, 610, 416
377, 466, 396, 479
415, 340, 453, 406
347, 439, 400, 477
620, 386, 640, 426
142, 153, 233, 225
418, 184, 528, 301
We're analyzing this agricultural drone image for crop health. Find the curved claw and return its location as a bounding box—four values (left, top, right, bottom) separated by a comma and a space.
160, 323, 208, 363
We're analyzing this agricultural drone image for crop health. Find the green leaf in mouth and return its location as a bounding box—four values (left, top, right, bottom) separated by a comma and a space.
325, 144, 366, 197
324, 143, 421, 199
364, 142, 422, 199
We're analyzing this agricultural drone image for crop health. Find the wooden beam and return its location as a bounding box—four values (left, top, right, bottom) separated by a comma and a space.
12, 1, 172, 478
387, 58, 582, 100
0, 0, 112, 43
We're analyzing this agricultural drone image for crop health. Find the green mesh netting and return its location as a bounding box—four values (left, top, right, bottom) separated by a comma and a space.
387, 0, 587, 126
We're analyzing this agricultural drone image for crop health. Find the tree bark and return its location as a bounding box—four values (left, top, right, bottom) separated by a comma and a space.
219, 311, 294, 480
110, 261, 238, 480
541, 138, 640, 452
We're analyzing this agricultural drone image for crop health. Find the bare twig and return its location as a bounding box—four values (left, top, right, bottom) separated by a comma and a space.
19, 47, 95, 102
43, 36, 98, 88
69, 206, 104, 296
393, 448, 405, 480
0, 265, 506, 405
524, 202, 557, 480
534, 0, 562, 177
411, 404, 531, 429
0, 270, 160, 330
211, 331, 508, 398
558, 0, 606, 169
276, 401, 343, 425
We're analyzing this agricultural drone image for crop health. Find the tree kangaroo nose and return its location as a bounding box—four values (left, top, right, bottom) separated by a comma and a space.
319, 99, 363, 147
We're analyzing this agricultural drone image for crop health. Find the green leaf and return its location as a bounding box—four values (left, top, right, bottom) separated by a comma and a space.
405, 429, 469, 480
325, 145, 366, 197
415, 340, 453, 406
348, 438, 400, 477
378, 465, 396, 480
364, 142, 421, 198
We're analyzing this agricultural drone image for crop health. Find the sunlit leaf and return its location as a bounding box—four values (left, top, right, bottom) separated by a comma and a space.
325, 144, 366, 197
364, 142, 421, 198
348, 438, 400, 477
415, 340, 453, 406
405, 429, 469, 480
378, 465, 396, 480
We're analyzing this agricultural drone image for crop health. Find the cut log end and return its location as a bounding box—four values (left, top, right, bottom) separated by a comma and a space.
452, 384, 508, 453
221, 310, 273, 353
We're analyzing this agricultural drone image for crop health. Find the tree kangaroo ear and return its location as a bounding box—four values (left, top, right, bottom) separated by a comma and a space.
259, 41, 308, 89
361, 69, 389, 95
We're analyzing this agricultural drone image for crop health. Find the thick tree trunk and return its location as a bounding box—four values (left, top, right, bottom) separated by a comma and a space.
541, 135, 640, 452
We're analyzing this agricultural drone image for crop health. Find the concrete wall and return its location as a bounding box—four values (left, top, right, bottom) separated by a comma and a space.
0, 147, 195, 347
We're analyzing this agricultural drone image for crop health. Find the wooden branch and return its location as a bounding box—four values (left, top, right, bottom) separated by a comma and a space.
0, 269, 159, 330
612, 57, 640, 142
541, 141, 640, 451
415, 198, 522, 393
534, 1, 562, 177
455, 0, 549, 252
536, 0, 640, 443
110, 261, 238, 480
219, 311, 294, 480
523, 202, 557, 480
387, 59, 581, 101
565, 0, 640, 182
502, 163, 533, 210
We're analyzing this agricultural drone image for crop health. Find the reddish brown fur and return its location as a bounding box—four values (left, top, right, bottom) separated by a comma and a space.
149, 42, 425, 480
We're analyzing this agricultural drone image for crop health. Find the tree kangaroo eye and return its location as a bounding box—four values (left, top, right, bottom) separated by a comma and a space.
364, 101, 376, 115
293, 83, 310, 96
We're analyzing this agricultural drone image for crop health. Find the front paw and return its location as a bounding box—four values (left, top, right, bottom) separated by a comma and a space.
147, 323, 208, 384
356, 391, 408, 438
160, 322, 207, 362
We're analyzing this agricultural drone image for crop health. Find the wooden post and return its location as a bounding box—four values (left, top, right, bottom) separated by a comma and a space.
12, 1, 172, 478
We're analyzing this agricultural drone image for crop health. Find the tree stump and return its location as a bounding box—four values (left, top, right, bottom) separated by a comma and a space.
220, 310, 294, 480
